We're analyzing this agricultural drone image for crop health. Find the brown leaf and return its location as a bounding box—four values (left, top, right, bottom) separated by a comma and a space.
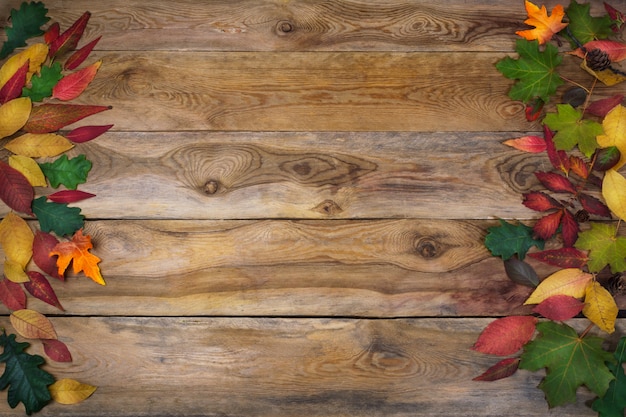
24, 271, 64, 311
24, 103, 111, 133
10, 309, 57, 340
0, 161, 34, 215
0, 277, 26, 311
42, 339, 72, 362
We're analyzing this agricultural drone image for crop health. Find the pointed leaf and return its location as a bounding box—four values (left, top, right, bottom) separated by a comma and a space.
49, 12, 91, 58
524, 268, 593, 305
0, 61, 28, 105
544, 126, 570, 174
49, 378, 96, 405
560, 209, 579, 248
0, 212, 34, 269
64, 124, 113, 143
515, 0, 568, 44
42, 339, 71, 363
472, 316, 537, 356
65, 36, 102, 71
504, 257, 539, 287
533, 210, 563, 240
533, 295, 584, 321
568, 155, 589, 179
8, 155, 46, 187
52, 60, 101, 101
575, 222, 626, 274
23, 271, 63, 311
571, 41, 626, 62
578, 193, 612, 218
50, 229, 105, 285
593, 146, 622, 172
0, 97, 32, 140
32, 231, 62, 281
5, 133, 74, 158
586, 95, 624, 118
603, 169, 626, 221
0, 278, 26, 311
503, 135, 546, 153
10, 309, 57, 340
522, 191, 562, 212
583, 280, 618, 334
473, 358, 520, 382
31, 197, 84, 237
0, 161, 34, 215
39, 154, 92, 190
44, 22, 60, 45
0, 44, 49, 88
528, 247, 589, 268
3, 260, 29, 284
535, 171, 577, 194
597, 105, 626, 170
47, 190, 96, 204
24, 104, 111, 134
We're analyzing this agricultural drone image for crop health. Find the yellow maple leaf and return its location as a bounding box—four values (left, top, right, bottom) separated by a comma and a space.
597, 104, 626, 169
516, 0, 568, 45
524, 268, 592, 305
583, 280, 618, 333
50, 229, 105, 285
49, 379, 97, 405
603, 169, 626, 221
0, 97, 32, 139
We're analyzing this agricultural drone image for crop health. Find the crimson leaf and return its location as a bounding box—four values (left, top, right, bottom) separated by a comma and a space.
535, 171, 577, 194
473, 358, 520, 382
0, 161, 34, 215
528, 247, 589, 268
472, 316, 537, 356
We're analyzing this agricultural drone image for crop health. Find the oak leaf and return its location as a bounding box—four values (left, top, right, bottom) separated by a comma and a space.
524, 268, 593, 305
50, 229, 104, 285
472, 316, 537, 356
602, 169, 626, 221
10, 309, 57, 340
485, 219, 544, 261
597, 104, 626, 169
22, 62, 63, 102
516, 0, 568, 45
39, 154, 92, 190
0, 2, 49, 59
49, 378, 96, 405
583, 280, 618, 334
31, 197, 84, 237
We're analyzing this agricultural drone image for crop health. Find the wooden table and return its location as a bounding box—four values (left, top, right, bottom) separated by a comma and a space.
1, 0, 625, 415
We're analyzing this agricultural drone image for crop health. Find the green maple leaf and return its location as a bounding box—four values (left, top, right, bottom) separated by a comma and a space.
32, 196, 84, 236
496, 39, 563, 103
0, 2, 50, 59
593, 337, 626, 417
485, 219, 544, 261
520, 321, 615, 408
563, 0, 614, 46
543, 104, 603, 157
575, 223, 626, 273
39, 154, 92, 190
22, 62, 63, 102
0, 331, 54, 415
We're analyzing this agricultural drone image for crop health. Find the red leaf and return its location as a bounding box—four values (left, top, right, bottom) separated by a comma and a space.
32, 231, 63, 281
65, 36, 101, 71
605, 2, 625, 32
0, 277, 26, 311
472, 316, 537, 356
0, 161, 34, 215
44, 22, 60, 45
579, 193, 612, 218
569, 156, 589, 179
577, 41, 626, 62
560, 209, 579, 247
24, 104, 111, 133
535, 171, 577, 194
23, 271, 64, 311
532, 295, 584, 321
49, 12, 91, 58
0, 61, 29, 104
47, 190, 96, 204
64, 124, 113, 143
523, 191, 562, 212
42, 339, 72, 362
473, 358, 520, 382
586, 95, 624, 117
528, 247, 589, 268
533, 210, 563, 240
503, 135, 546, 153
525, 98, 545, 121
544, 126, 570, 174
52, 61, 101, 101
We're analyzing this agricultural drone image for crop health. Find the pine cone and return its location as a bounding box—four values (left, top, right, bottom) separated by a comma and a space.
586, 48, 612, 71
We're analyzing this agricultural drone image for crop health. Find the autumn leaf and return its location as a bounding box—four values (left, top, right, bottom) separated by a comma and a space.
533, 295, 584, 321
8, 155, 46, 187
515, 0, 568, 45
503, 135, 546, 153
504, 257, 539, 287
39, 154, 92, 190
49, 379, 96, 405
65, 124, 113, 143
602, 169, 626, 221
65, 36, 101, 70
0, 161, 34, 215
44, 22, 60, 45
0, 278, 26, 311
534, 171, 577, 194
484, 219, 544, 261
564, 0, 614, 46
49, 12, 91, 58
570, 40, 626, 62
532, 210, 563, 240
24, 103, 111, 134
524, 268, 593, 305
544, 126, 570, 174
583, 280, 618, 334
0, 2, 49, 59
586, 95, 624, 118
543, 104, 603, 157
579, 193, 612, 218
0, 97, 32, 140
0, 212, 34, 269
528, 247, 589, 269
569, 155, 590, 179
24, 271, 63, 311
592, 336, 626, 417
581, 60, 626, 87
0, 61, 28, 105
575, 223, 626, 273
472, 316, 538, 356
5, 133, 74, 158
597, 104, 626, 170
473, 358, 520, 382
42, 339, 71, 363
3, 260, 29, 284
52, 60, 101, 101
519, 321, 615, 407
31, 197, 84, 237
47, 190, 96, 204
522, 191, 562, 212
50, 229, 105, 285
22, 62, 63, 102
32, 231, 62, 281
594, 146, 622, 172
0, 44, 49, 87
10, 309, 57, 340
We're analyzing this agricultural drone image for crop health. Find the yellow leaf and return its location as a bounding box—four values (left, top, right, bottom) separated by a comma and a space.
49, 379, 97, 405
0, 212, 33, 268
582, 59, 626, 87
602, 169, 626, 221
0, 43, 49, 88
524, 268, 593, 305
10, 309, 57, 340
9, 155, 47, 187
0, 97, 32, 139
5, 133, 74, 157
597, 105, 626, 170
3, 259, 29, 283
583, 280, 618, 333
515, 0, 568, 45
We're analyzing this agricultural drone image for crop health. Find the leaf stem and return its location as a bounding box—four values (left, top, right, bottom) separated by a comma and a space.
580, 322, 595, 339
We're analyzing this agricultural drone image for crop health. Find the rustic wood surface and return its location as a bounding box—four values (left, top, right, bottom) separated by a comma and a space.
0, 0, 625, 416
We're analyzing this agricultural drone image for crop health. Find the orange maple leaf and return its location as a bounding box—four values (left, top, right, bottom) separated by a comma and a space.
50, 229, 105, 285
516, 0, 568, 45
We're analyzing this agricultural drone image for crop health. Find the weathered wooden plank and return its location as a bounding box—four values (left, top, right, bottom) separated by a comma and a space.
0, 316, 606, 416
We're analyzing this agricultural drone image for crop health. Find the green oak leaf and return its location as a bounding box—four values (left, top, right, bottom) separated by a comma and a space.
520, 321, 615, 408
495, 39, 563, 103
575, 223, 626, 273
485, 219, 544, 261
22, 62, 63, 102
0, 331, 54, 415
0, 2, 50, 59
32, 196, 84, 236
39, 154, 92, 190
543, 104, 604, 157
563, 0, 614, 46
592, 337, 626, 417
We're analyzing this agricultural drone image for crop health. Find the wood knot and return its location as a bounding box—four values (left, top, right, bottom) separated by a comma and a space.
203, 180, 220, 195
312, 200, 343, 216
415, 238, 438, 258
276, 20, 294, 35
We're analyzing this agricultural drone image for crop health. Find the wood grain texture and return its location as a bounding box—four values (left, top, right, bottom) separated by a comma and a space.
0, 316, 607, 417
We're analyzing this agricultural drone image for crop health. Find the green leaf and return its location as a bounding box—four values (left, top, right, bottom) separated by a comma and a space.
0, 2, 50, 60
495, 39, 563, 103
575, 223, 626, 273
485, 219, 545, 261
22, 63, 63, 102
39, 154, 92, 190
32, 196, 84, 237
563, 0, 614, 46
592, 337, 626, 417
0, 331, 54, 414
519, 321, 615, 408
543, 104, 604, 157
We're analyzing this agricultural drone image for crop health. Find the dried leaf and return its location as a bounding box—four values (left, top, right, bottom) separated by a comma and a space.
10, 309, 57, 340
0, 161, 34, 215
602, 169, 626, 221
504, 257, 539, 287
593, 146, 622, 172
44, 22, 60, 45
47, 190, 96, 204
49, 12, 91, 58
5, 133, 74, 158
503, 135, 546, 153
0, 97, 32, 139
533, 295, 585, 321
3, 260, 29, 283
24, 271, 63, 311
472, 316, 537, 356
586, 95, 624, 118
8, 155, 47, 187
0, 43, 48, 87
524, 268, 593, 305
0, 277, 26, 311
579, 193, 612, 218
0, 212, 34, 268
533, 210, 563, 240
64, 124, 113, 143
32, 231, 62, 281
50, 229, 104, 285
569, 156, 589, 179
597, 104, 626, 170
65, 36, 101, 71
52, 60, 101, 101
42, 339, 71, 363
582, 59, 626, 86
0, 61, 28, 105
583, 280, 618, 334
523, 191, 562, 212
24, 103, 111, 134
473, 358, 520, 382
49, 378, 96, 405
544, 126, 570, 174
528, 247, 589, 268
570, 40, 626, 62
516, 0, 568, 45
535, 171, 577, 194
560, 209, 579, 248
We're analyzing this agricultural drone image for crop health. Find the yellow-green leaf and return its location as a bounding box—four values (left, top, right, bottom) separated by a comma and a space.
583, 280, 618, 333
597, 104, 626, 169
0, 212, 33, 268
9, 155, 46, 187
524, 268, 593, 305
4, 259, 30, 283
602, 169, 626, 221
0, 43, 49, 88
0, 97, 32, 139
5, 133, 73, 157
10, 309, 57, 340
49, 379, 96, 405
